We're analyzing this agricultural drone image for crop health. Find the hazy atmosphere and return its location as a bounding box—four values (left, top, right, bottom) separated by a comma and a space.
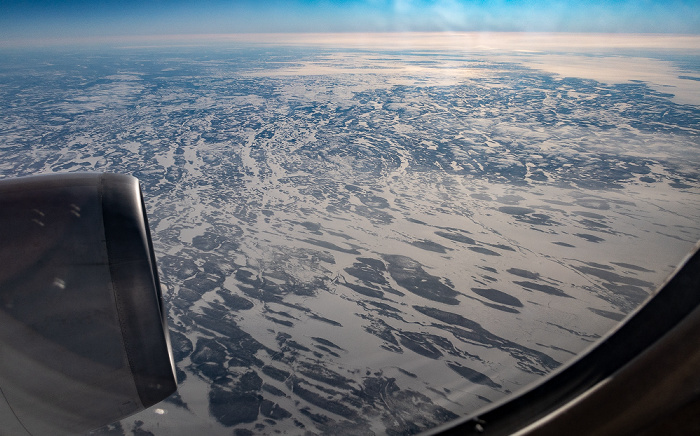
1, 0, 699, 43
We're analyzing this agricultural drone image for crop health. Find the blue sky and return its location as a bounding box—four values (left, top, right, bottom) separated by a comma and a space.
1, 0, 699, 40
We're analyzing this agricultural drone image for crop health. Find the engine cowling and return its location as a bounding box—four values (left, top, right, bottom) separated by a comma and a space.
0, 173, 176, 436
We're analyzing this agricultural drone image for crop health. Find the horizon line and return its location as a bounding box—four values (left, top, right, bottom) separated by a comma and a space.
3, 31, 700, 51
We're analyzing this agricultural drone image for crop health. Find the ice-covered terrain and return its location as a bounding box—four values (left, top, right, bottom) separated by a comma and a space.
1, 34, 699, 435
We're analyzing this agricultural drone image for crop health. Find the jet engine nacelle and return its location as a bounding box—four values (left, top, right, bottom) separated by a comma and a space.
0, 173, 176, 436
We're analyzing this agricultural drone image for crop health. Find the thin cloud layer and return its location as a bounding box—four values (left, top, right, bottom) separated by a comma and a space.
1, 0, 699, 41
